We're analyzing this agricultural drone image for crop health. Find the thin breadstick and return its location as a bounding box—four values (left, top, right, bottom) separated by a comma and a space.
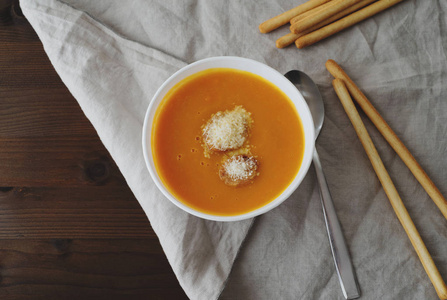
295, 0, 406, 48
326, 59, 447, 221
259, 0, 331, 33
276, 33, 303, 48
290, 0, 363, 34
290, 0, 334, 24
291, 0, 376, 24
277, 0, 376, 48
332, 79, 447, 300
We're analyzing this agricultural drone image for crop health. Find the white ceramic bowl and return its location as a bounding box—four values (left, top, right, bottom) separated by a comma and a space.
142, 56, 315, 222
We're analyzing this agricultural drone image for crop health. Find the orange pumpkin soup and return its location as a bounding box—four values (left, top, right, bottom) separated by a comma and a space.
152, 68, 304, 216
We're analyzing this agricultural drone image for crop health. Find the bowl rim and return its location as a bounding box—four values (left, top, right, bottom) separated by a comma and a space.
142, 56, 315, 222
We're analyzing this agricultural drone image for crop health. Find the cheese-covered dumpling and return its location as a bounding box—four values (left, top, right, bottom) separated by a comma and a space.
219, 155, 259, 186
202, 106, 252, 152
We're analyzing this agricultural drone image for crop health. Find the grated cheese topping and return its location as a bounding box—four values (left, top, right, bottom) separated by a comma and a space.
202, 106, 252, 152
219, 155, 258, 186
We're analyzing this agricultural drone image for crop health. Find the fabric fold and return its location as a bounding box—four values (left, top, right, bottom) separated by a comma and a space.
20, 1, 253, 299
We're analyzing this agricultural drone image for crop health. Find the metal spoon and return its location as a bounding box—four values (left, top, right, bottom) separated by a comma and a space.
285, 70, 360, 299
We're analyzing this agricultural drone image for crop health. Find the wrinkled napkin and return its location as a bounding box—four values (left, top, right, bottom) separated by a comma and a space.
21, 0, 446, 299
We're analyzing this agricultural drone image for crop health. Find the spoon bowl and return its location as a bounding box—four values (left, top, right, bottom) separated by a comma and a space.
285, 71, 324, 137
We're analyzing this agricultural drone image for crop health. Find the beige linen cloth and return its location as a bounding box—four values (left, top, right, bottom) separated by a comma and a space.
21, 0, 446, 299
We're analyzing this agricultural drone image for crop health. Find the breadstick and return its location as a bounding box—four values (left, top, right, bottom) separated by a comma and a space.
259, 0, 331, 33
326, 59, 447, 221
295, 0, 406, 48
277, 0, 376, 48
290, 0, 334, 24
332, 79, 447, 300
290, 0, 363, 34
276, 33, 303, 48
291, 0, 376, 24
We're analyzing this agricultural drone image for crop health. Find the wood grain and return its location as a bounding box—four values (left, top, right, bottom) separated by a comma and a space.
0, 187, 154, 238
0, 137, 128, 186
0, 89, 96, 137
0, 239, 186, 299
0, 3, 188, 298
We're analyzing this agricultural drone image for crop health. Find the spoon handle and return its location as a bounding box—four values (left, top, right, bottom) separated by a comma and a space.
313, 149, 360, 299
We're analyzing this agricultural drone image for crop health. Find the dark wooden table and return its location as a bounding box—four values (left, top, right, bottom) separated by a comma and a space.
0, 1, 188, 298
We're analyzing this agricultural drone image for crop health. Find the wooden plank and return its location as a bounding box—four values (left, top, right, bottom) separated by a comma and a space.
0, 137, 131, 187
0, 239, 188, 299
0, 186, 154, 238
0, 3, 61, 89
0, 35, 62, 88
0, 88, 98, 138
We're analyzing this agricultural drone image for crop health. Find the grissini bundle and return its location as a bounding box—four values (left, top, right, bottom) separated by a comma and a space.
290, 0, 376, 25
290, 0, 363, 34
276, 0, 376, 48
295, 0, 406, 48
259, 0, 331, 33
261, 0, 405, 48
326, 59, 447, 221
332, 78, 447, 300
